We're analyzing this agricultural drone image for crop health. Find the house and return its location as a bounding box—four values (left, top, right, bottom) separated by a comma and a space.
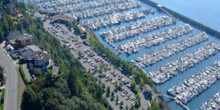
6, 3, 18, 17
16, 33, 34, 47
7, 30, 34, 48
28, 51, 53, 69
50, 14, 74, 24
7, 30, 21, 45
143, 85, 152, 100
16, 45, 41, 61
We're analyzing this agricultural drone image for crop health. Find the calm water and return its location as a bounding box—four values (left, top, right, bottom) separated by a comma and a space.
152, 0, 220, 32
25, 0, 220, 109
92, 1, 220, 110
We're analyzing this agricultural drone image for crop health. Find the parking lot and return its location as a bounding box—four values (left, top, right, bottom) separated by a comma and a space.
43, 19, 149, 109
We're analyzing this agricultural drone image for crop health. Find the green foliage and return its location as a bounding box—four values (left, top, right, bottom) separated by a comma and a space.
151, 100, 160, 110
135, 94, 141, 108
53, 7, 57, 11
74, 25, 80, 35
1, 88, 5, 103
19, 64, 31, 84
0, 66, 3, 81
2, 2, 113, 110
107, 86, 110, 95
1, 88, 5, 110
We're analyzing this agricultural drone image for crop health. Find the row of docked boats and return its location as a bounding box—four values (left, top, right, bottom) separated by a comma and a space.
149, 43, 220, 84
168, 60, 220, 104
117, 24, 193, 55
82, 10, 148, 30
32, 0, 90, 7
200, 91, 220, 110
101, 16, 176, 44
133, 32, 208, 68
71, 1, 142, 19
56, 0, 127, 13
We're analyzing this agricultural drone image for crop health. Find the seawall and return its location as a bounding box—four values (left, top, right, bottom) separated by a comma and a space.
140, 0, 220, 37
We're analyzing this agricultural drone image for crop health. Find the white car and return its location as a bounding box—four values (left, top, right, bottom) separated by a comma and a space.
131, 101, 135, 106
111, 80, 115, 84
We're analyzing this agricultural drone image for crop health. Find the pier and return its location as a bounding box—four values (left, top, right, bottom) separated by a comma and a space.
155, 94, 189, 110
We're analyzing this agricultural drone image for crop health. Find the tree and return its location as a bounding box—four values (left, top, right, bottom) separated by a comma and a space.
74, 25, 80, 35
98, 79, 101, 84
126, 105, 128, 110
67, 21, 73, 30
119, 81, 123, 87
151, 101, 160, 110
111, 91, 114, 98
107, 86, 110, 95
0, 30, 3, 42
7, 15, 14, 30
114, 81, 118, 88
131, 79, 137, 94
98, 68, 102, 74
140, 78, 145, 87
104, 67, 107, 72
21, 87, 39, 110
102, 83, 105, 89
2, 0, 10, 5
0, 66, 4, 81
53, 7, 57, 11
116, 95, 119, 101
78, 50, 82, 57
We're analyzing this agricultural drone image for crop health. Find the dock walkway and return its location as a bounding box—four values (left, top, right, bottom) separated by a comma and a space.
156, 94, 190, 110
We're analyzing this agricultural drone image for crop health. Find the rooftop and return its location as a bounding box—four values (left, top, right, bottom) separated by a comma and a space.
7, 30, 33, 42
51, 14, 74, 22
29, 51, 51, 62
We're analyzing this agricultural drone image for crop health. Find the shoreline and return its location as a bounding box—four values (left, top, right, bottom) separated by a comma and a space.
140, 0, 220, 38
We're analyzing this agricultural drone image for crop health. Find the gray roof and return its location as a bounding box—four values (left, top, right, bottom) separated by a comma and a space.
7, 30, 22, 41
16, 33, 33, 41
16, 45, 41, 58
7, 31, 33, 41
26, 45, 41, 52
28, 51, 51, 62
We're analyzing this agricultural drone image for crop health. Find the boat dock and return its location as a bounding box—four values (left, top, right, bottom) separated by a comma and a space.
155, 94, 189, 110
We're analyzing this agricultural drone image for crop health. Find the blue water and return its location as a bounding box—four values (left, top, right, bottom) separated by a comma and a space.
24, 0, 220, 109
152, 0, 220, 32
92, 1, 220, 110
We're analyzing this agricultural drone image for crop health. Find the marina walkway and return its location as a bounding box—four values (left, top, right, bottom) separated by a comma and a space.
155, 94, 189, 110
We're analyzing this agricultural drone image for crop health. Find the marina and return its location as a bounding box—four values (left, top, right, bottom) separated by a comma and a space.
116, 24, 192, 55
27, 0, 220, 109
101, 16, 176, 45
71, 1, 142, 20
149, 43, 220, 84
133, 32, 208, 68
56, 0, 127, 13
82, 10, 149, 30
168, 60, 220, 104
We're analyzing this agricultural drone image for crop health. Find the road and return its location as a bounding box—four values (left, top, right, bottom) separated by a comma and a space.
0, 47, 18, 110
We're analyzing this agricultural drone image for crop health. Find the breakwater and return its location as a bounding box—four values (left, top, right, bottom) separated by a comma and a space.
140, 0, 220, 37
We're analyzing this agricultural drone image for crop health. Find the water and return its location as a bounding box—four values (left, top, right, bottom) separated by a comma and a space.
92, 1, 220, 110
25, 0, 220, 109
152, 0, 220, 32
